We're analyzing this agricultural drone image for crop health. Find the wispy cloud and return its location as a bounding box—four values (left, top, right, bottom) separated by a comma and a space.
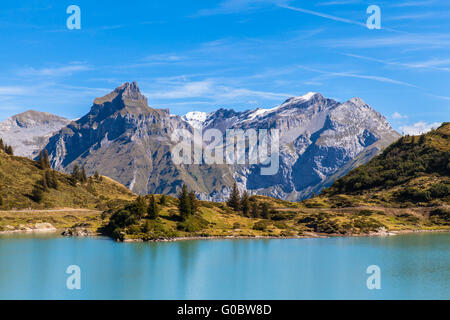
316, 0, 361, 6
146, 79, 292, 103
400, 121, 441, 135
193, 0, 290, 17
325, 33, 450, 48
391, 112, 408, 119
18, 64, 90, 77
296, 65, 419, 88
344, 53, 450, 72
0, 86, 31, 95
278, 4, 366, 27
390, 0, 436, 8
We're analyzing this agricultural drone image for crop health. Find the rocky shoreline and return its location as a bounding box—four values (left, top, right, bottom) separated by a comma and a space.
0, 222, 56, 234
119, 228, 450, 243
2, 224, 448, 242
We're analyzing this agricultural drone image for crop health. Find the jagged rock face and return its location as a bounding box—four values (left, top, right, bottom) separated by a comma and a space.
0, 110, 70, 158
42, 83, 401, 201
200, 92, 401, 200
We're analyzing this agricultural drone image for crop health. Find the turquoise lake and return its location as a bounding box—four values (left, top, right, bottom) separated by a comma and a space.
0, 232, 448, 299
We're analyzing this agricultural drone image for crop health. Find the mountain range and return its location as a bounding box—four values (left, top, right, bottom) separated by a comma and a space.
0, 82, 401, 201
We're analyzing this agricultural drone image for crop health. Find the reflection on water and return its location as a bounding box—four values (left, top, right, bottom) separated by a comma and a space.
0, 232, 448, 299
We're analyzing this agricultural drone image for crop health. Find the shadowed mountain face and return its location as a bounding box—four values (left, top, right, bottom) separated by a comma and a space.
40, 82, 401, 201
0, 110, 70, 158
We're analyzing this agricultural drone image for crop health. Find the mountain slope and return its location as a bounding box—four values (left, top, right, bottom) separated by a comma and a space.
41, 82, 400, 201
0, 148, 135, 210
307, 122, 450, 208
0, 110, 70, 158
199, 93, 401, 200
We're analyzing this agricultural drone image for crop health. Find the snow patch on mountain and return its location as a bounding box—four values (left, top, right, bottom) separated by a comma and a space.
181, 111, 208, 129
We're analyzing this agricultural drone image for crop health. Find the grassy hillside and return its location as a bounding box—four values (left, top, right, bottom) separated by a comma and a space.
0, 150, 135, 211
303, 123, 449, 209
92, 193, 447, 242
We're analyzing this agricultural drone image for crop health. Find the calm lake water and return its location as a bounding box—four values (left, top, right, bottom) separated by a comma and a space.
0, 232, 448, 299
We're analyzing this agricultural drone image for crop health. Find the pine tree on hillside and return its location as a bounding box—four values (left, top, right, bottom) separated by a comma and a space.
160, 194, 167, 205
43, 150, 50, 168
72, 164, 80, 182
250, 201, 259, 218
227, 182, 241, 212
42, 171, 49, 191
31, 185, 44, 203
45, 170, 58, 189
260, 202, 270, 219
147, 195, 159, 219
131, 196, 147, 220
0, 138, 4, 151
38, 151, 45, 169
178, 184, 191, 220
5, 145, 13, 155
189, 190, 198, 215
81, 166, 87, 183
94, 171, 100, 179
241, 190, 250, 216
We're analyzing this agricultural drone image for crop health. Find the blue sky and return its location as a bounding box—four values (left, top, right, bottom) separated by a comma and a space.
0, 0, 449, 134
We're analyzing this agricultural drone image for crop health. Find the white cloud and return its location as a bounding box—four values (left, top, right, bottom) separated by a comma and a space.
400, 121, 441, 135
390, 0, 436, 8
0, 86, 30, 95
144, 79, 292, 103
145, 81, 213, 99
316, 0, 361, 6
392, 112, 408, 119
19, 64, 90, 77
278, 4, 366, 27
327, 33, 450, 49
193, 0, 290, 17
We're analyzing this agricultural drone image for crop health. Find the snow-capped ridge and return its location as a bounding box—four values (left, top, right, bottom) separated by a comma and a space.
181, 111, 208, 129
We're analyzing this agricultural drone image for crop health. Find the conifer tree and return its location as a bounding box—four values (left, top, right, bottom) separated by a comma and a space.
42, 171, 49, 191
189, 190, 198, 215
72, 164, 80, 181
227, 182, 241, 212
160, 194, 167, 205
31, 185, 44, 203
132, 196, 147, 220
250, 201, 259, 218
178, 184, 191, 220
0, 138, 4, 151
147, 195, 159, 219
45, 170, 58, 189
43, 150, 50, 168
5, 145, 13, 155
81, 166, 87, 183
260, 202, 270, 219
38, 151, 45, 169
241, 190, 250, 216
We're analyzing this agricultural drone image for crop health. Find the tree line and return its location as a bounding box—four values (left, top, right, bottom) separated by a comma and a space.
227, 182, 274, 219
0, 138, 13, 155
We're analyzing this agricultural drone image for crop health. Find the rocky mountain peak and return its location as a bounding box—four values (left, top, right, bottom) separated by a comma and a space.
118, 81, 147, 103
8, 110, 68, 128
93, 81, 148, 107
347, 97, 368, 107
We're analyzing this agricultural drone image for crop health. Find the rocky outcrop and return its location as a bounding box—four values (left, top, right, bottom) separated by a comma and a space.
62, 223, 94, 237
